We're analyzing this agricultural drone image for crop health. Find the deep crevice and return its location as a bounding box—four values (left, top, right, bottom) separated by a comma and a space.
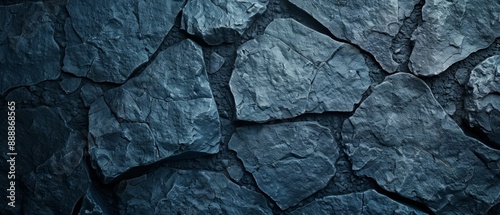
373, 182, 436, 215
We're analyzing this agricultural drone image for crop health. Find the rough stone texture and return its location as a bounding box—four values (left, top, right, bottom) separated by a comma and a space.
465, 55, 500, 146
80, 83, 104, 107
288, 0, 419, 73
79, 186, 110, 215
410, 0, 500, 76
209, 52, 226, 74
88, 39, 221, 183
117, 168, 272, 215
0, 2, 60, 94
181, 0, 269, 45
343, 73, 500, 214
230, 18, 370, 122
63, 0, 184, 83
59, 77, 81, 94
290, 190, 424, 215
0, 107, 90, 215
229, 121, 339, 210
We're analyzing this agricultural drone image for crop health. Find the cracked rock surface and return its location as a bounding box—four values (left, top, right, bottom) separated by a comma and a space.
181, 0, 269, 45
0, 107, 90, 215
117, 167, 272, 215
410, 0, 500, 76
343, 73, 500, 214
0, 2, 60, 94
230, 18, 370, 122
229, 121, 339, 210
465, 55, 500, 147
64, 0, 184, 83
290, 189, 425, 215
288, 0, 419, 73
88, 39, 221, 183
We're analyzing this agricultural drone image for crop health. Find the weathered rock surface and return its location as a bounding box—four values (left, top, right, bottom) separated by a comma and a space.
410, 0, 500, 76
80, 84, 104, 107
229, 121, 338, 210
181, 0, 269, 45
230, 18, 370, 122
64, 0, 184, 83
88, 39, 221, 183
79, 186, 110, 215
465, 55, 500, 146
343, 73, 500, 214
288, 0, 419, 73
117, 168, 272, 215
0, 107, 90, 215
0, 2, 61, 94
291, 190, 424, 215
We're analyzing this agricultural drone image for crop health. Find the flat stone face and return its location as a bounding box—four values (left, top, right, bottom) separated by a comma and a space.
181, 0, 269, 45
230, 18, 370, 122
288, 0, 419, 73
64, 0, 184, 83
88, 40, 221, 183
0, 107, 90, 214
0, 2, 61, 94
465, 55, 500, 146
229, 121, 338, 210
290, 190, 425, 215
410, 0, 500, 76
117, 168, 272, 215
342, 73, 500, 214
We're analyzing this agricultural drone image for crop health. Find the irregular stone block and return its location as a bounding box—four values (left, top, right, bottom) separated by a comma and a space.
230, 18, 370, 122
181, 0, 269, 45
117, 168, 272, 215
288, 0, 419, 73
209, 52, 226, 74
0, 107, 90, 215
343, 73, 500, 214
410, 0, 500, 76
465, 55, 500, 146
291, 190, 425, 215
88, 40, 221, 183
59, 77, 81, 94
229, 121, 338, 209
64, 0, 184, 83
80, 84, 104, 108
0, 2, 60, 94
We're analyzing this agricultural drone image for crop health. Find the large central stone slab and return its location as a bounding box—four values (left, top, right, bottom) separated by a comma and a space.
230, 18, 370, 122
88, 40, 221, 183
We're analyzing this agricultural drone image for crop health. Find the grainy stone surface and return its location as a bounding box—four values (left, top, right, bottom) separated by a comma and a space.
230, 18, 370, 122
288, 0, 420, 73
181, 0, 269, 45
0, 2, 60, 94
465, 55, 500, 146
117, 168, 272, 215
64, 0, 184, 83
88, 40, 221, 183
229, 121, 339, 210
343, 73, 500, 214
290, 190, 425, 215
410, 0, 500, 76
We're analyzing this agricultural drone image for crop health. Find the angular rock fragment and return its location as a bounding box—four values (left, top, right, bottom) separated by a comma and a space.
0, 107, 90, 215
410, 0, 500, 76
465, 55, 500, 146
59, 77, 81, 94
229, 121, 338, 209
117, 168, 272, 215
291, 190, 425, 215
288, 0, 419, 73
230, 18, 370, 122
181, 0, 269, 45
88, 40, 220, 183
64, 0, 184, 83
343, 73, 500, 214
209, 52, 226, 74
80, 84, 104, 108
0, 2, 61, 94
